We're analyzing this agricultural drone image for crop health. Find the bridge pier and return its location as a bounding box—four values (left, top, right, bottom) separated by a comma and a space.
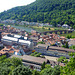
64, 31, 67, 34
60, 31, 62, 34
68, 31, 73, 33
44, 32, 47, 35
55, 31, 57, 34
49, 32, 52, 34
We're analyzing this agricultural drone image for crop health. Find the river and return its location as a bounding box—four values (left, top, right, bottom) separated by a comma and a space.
11, 25, 44, 33
11, 25, 33, 33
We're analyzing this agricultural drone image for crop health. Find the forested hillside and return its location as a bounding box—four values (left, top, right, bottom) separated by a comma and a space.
0, 0, 75, 27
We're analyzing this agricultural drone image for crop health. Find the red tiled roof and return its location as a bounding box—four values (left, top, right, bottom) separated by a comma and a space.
1, 48, 10, 52
0, 51, 6, 55
8, 50, 14, 54
14, 49, 19, 53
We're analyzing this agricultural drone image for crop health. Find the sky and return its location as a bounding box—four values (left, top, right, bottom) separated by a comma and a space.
0, 0, 36, 12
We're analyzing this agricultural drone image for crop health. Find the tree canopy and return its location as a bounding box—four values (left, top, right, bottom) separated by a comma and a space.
12, 65, 32, 75
0, 52, 75, 75
0, 0, 75, 27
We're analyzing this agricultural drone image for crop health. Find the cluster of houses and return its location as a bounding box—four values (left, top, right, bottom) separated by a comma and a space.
31, 30, 75, 47
0, 25, 75, 70
1, 25, 29, 37
0, 19, 73, 29
0, 33, 33, 56
30, 31, 75, 58
0, 19, 52, 26
57, 24, 72, 29
0, 25, 33, 57
30, 30, 66, 46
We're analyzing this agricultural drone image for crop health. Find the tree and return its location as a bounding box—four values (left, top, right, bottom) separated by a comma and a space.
0, 66, 11, 75
65, 42, 69, 48
58, 56, 66, 63
62, 42, 69, 48
69, 45, 75, 50
66, 35, 72, 39
12, 65, 32, 75
48, 28, 50, 30
0, 55, 6, 63
0, 55, 23, 75
37, 41, 45, 44
53, 65, 60, 75
41, 64, 60, 75
60, 53, 75, 75
9, 57, 22, 67
41, 67, 53, 75
32, 70, 40, 75
73, 25, 75, 29
41, 62, 46, 70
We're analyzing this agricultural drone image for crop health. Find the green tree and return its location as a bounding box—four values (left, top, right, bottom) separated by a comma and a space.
58, 56, 68, 64
41, 64, 60, 75
65, 42, 69, 48
0, 66, 11, 75
41, 62, 46, 70
0, 56, 22, 75
12, 65, 32, 75
48, 28, 50, 30
73, 25, 75, 29
62, 42, 69, 48
0, 55, 6, 63
32, 70, 40, 75
69, 45, 75, 50
66, 35, 72, 39
60, 53, 75, 75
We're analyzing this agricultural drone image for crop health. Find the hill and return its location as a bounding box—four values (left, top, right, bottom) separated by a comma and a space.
0, 0, 75, 27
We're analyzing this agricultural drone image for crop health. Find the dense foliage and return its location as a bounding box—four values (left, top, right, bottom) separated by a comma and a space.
41, 65, 60, 75
69, 45, 75, 50
0, 53, 75, 75
60, 53, 75, 75
66, 35, 75, 39
62, 42, 69, 48
0, 55, 22, 75
30, 52, 41, 57
12, 65, 32, 75
0, 0, 75, 27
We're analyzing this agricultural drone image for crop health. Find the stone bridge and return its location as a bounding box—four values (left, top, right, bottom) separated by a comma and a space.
39, 30, 73, 35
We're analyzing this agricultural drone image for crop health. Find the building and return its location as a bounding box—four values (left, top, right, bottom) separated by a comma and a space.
62, 24, 69, 28
57, 24, 61, 27
34, 44, 75, 58
10, 55, 59, 70
68, 39, 75, 46
1, 34, 33, 49
0, 51, 9, 56
10, 55, 47, 70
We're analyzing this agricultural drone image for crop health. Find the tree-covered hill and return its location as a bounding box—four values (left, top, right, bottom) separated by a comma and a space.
0, 0, 75, 27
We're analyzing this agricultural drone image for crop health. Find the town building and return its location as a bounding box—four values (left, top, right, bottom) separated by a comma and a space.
10, 55, 59, 70
1, 34, 33, 49
34, 44, 75, 58
62, 24, 70, 28
68, 38, 75, 46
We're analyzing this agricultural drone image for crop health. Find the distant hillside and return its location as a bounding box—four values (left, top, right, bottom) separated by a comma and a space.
0, 0, 75, 27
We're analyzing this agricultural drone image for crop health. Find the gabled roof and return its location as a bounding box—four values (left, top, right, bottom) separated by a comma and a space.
10, 55, 47, 64
0, 51, 6, 55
